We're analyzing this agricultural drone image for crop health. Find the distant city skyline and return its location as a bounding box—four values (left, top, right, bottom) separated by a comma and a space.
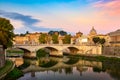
0, 0, 119, 34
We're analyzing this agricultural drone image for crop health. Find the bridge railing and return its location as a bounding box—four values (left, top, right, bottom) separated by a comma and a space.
14, 43, 98, 46
14, 44, 73, 46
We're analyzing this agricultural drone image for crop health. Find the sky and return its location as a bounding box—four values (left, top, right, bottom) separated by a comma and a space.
0, 0, 120, 35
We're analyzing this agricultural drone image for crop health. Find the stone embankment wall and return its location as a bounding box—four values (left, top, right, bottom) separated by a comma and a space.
103, 47, 120, 56
0, 45, 5, 68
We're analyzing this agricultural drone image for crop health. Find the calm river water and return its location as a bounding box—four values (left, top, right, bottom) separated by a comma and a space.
9, 56, 120, 80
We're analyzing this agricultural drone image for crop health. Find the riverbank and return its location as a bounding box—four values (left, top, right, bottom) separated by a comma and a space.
67, 54, 120, 62
0, 60, 15, 79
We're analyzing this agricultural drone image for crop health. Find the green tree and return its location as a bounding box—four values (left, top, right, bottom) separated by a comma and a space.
48, 30, 67, 36
25, 31, 29, 35
99, 38, 106, 45
48, 31, 54, 35
15, 34, 19, 36
52, 34, 58, 44
92, 37, 100, 44
59, 30, 67, 36
39, 33, 47, 44
45, 35, 52, 44
36, 49, 48, 58
0, 17, 14, 49
19, 33, 25, 36
63, 34, 71, 44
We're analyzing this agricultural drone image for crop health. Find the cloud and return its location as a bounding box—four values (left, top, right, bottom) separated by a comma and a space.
10, 19, 25, 29
0, 10, 63, 33
0, 10, 40, 26
93, 0, 120, 16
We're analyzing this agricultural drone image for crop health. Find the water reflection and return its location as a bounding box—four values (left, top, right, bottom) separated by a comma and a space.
9, 56, 120, 80
31, 71, 35, 77
8, 57, 24, 67
102, 61, 120, 80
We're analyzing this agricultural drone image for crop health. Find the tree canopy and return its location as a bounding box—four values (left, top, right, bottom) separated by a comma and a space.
92, 37, 100, 44
48, 31, 55, 35
39, 33, 47, 44
52, 34, 58, 44
63, 34, 71, 44
48, 30, 67, 36
59, 30, 67, 36
0, 17, 14, 49
99, 38, 106, 45
25, 31, 29, 35
92, 37, 106, 45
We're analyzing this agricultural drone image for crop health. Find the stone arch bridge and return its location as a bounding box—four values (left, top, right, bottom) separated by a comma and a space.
14, 44, 102, 57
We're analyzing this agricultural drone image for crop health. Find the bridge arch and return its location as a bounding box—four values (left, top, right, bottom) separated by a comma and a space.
15, 47, 33, 57
14, 44, 102, 57
37, 46, 62, 56
37, 46, 59, 52
63, 46, 84, 54
15, 46, 31, 52
17, 47, 31, 53
65, 46, 80, 54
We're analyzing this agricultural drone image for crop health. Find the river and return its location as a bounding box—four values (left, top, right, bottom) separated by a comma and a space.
7, 56, 120, 80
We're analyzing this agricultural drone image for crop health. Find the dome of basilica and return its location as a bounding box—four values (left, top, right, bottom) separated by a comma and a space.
89, 27, 97, 35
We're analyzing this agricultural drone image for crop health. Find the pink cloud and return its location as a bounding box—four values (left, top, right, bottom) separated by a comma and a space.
94, 0, 120, 16
28, 1, 120, 34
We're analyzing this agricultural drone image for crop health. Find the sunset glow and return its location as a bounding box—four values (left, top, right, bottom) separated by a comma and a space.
0, 0, 119, 34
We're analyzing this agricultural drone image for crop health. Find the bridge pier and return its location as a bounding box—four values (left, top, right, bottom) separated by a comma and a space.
70, 50, 78, 54
77, 50, 84, 54
90, 46, 102, 55
30, 52, 36, 57
84, 46, 102, 55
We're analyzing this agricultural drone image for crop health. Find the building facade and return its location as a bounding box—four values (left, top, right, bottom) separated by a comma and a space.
14, 32, 41, 45
108, 29, 120, 46
14, 36, 29, 44
13, 28, 114, 46
26, 32, 40, 45
97, 34, 111, 46
87, 27, 111, 46
88, 27, 97, 45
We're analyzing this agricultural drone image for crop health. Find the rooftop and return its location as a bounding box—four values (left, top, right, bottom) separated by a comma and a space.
108, 29, 120, 36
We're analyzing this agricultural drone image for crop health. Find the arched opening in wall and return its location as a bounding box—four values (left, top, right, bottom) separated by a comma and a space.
36, 47, 59, 68
6, 48, 29, 57
36, 47, 59, 58
63, 47, 80, 55
15, 47, 31, 57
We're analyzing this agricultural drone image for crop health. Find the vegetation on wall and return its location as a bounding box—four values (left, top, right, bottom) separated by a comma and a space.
7, 50, 24, 53
6, 49, 24, 57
